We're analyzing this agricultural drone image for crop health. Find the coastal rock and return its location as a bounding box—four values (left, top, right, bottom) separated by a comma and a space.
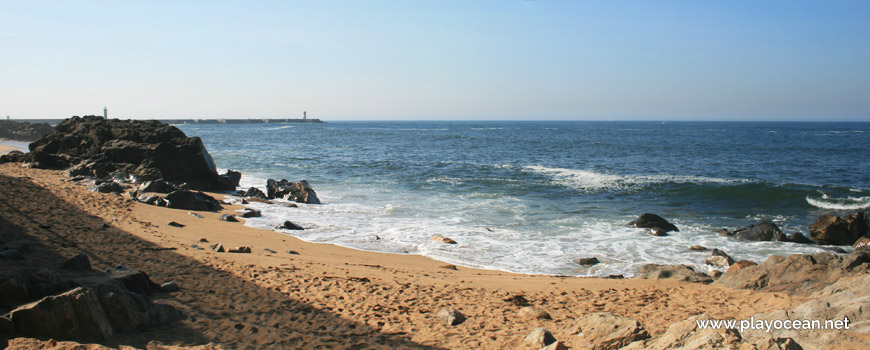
524, 327, 557, 348
634, 264, 713, 284
219, 170, 241, 189
219, 214, 238, 222
574, 257, 600, 266
6, 287, 114, 341
728, 222, 787, 242
435, 307, 466, 326
165, 190, 222, 211
62, 253, 91, 271
541, 341, 568, 350
854, 236, 870, 253
620, 314, 743, 350
0, 249, 24, 260
808, 212, 868, 245
266, 179, 321, 204
211, 243, 225, 252
518, 306, 551, 320
727, 260, 757, 272
432, 235, 457, 244
0, 120, 53, 141
688, 245, 708, 251
89, 181, 129, 194
103, 270, 162, 295
571, 312, 650, 350
277, 220, 304, 230
5, 239, 34, 253
167, 221, 184, 228
705, 249, 736, 268
228, 246, 252, 254
713, 252, 870, 295
160, 281, 180, 293
786, 232, 813, 244
243, 187, 267, 199
241, 209, 262, 218
628, 213, 679, 235
24, 116, 235, 191
138, 180, 175, 194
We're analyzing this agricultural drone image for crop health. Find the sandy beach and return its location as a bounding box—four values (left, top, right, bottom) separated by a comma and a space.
0, 163, 816, 349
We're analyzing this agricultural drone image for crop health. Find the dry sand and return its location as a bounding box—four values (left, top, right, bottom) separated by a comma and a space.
0, 164, 799, 349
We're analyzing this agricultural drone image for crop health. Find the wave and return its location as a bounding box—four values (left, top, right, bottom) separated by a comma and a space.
265, 125, 294, 130
806, 196, 870, 210
524, 165, 742, 192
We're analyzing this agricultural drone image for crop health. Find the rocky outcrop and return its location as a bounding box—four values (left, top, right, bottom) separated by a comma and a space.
628, 213, 678, 236
571, 312, 650, 350
277, 220, 304, 230
725, 222, 787, 242
165, 190, 222, 211
524, 327, 557, 348
22, 116, 236, 191
243, 187, 267, 199
0, 120, 53, 141
633, 264, 714, 284
808, 212, 868, 245
266, 179, 320, 204
621, 314, 755, 350
714, 252, 870, 295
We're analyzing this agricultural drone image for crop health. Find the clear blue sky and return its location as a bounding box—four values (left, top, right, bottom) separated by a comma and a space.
2, 1, 868, 121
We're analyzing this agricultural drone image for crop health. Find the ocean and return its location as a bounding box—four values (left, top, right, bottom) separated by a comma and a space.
175, 121, 870, 277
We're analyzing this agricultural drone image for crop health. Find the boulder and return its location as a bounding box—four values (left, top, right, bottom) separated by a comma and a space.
0, 272, 30, 306
228, 246, 252, 254
89, 181, 129, 194
574, 257, 601, 266
243, 187, 267, 199
518, 306, 551, 320
101, 270, 162, 295
435, 307, 466, 326
23, 116, 235, 191
524, 327, 557, 348
432, 235, 457, 244
728, 222, 787, 242
727, 260, 757, 273
620, 314, 745, 350
628, 213, 679, 235
165, 190, 222, 211
6, 287, 113, 341
241, 209, 262, 218
277, 220, 304, 230
714, 252, 870, 295
688, 245, 708, 251
266, 179, 321, 204
219, 170, 241, 189
854, 236, 870, 253
219, 214, 238, 222
211, 243, 225, 252
571, 312, 650, 350
705, 249, 736, 268
808, 212, 868, 245
167, 221, 185, 228
62, 253, 91, 271
138, 180, 175, 194
0, 120, 53, 141
786, 232, 813, 244
634, 264, 713, 284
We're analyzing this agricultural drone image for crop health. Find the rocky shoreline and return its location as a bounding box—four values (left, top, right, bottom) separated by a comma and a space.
1, 116, 868, 349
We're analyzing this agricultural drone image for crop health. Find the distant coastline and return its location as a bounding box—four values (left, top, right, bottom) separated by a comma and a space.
7, 118, 325, 126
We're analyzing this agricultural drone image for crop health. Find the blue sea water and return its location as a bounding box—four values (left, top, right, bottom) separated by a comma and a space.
176, 121, 870, 276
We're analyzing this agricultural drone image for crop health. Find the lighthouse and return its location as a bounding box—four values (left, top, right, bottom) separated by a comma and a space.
103, 106, 108, 119
303, 111, 307, 120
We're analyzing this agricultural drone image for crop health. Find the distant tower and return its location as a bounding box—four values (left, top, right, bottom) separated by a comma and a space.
103, 106, 108, 119
303, 111, 307, 120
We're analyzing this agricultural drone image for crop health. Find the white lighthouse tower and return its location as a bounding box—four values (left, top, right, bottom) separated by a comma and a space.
103, 106, 108, 119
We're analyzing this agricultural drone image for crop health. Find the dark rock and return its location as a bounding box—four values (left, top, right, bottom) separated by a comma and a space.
211, 243, 225, 252
286, 250, 300, 255
524, 327, 557, 348
574, 257, 601, 266
0, 271, 30, 305
160, 281, 181, 293
277, 220, 304, 230
138, 180, 175, 193
504, 295, 530, 306
628, 213, 679, 234
103, 270, 162, 295
165, 190, 222, 211
241, 209, 262, 218
729, 222, 787, 241
62, 253, 91, 270
843, 252, 870, 270
0, 120, 53, 141
167, 221, 185, 228
137, 194, 162, 205
219, 170, 242, 189
89, 181, 129, 194
263, 248, 277, 254
243, 187, 268, 199
0, 249, 24, 260
266, 179, 321, 204
219, 214, 238, 222
688, 245, 708, 251
188, 212, 204, 219
6, 287, 113, 341
809, 212, 868, 246
435, 307, 466, 326
5, 239, 34, 253
634, 264, 713, 284
228, 246, 252, 253
787, 232, 813, 244
24, 116, 235, 190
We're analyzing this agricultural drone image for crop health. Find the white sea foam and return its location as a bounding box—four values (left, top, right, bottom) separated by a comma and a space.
524, 165, 740, 192
265, 125, 294, 130
806, 196, 870, 210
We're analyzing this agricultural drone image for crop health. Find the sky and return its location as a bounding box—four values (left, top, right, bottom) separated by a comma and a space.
1, 1, 868, 121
